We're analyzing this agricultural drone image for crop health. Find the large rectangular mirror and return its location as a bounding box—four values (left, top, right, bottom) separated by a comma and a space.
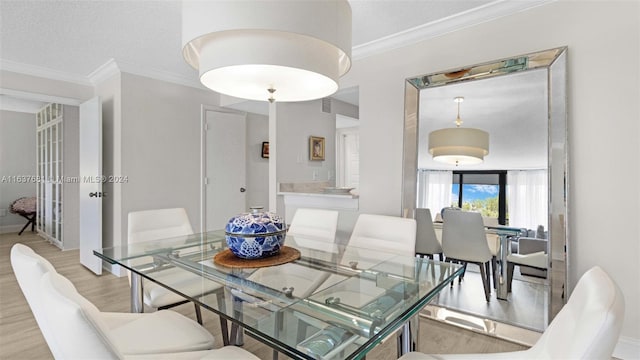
402, 47, 568, 332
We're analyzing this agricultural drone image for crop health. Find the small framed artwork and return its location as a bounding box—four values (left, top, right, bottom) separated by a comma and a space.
309, 136, 325, 161
261, 141, 269, 158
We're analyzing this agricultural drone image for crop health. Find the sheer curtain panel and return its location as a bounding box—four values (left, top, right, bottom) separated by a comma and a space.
417, 170, 453, 219
507, 170, 548, 230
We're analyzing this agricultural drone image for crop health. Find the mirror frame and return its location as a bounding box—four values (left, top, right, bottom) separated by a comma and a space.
401, 47, 569, 328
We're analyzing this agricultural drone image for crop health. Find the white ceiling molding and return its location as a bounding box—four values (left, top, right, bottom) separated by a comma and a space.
87, 58, 120, 85
0, 94, 45, 113
88, 58, 205, 90
0, 88, 82, 106
0, 58, 92, 87
352, 0, 554, 60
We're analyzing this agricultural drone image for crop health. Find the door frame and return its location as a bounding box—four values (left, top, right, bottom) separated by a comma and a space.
199, 104, 247, 234
1, 89, 83, 242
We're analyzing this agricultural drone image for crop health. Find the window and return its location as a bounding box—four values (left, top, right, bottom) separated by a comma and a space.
452, 171, 507, 224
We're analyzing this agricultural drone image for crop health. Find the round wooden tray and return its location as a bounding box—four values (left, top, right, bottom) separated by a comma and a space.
213, 246, 300, 268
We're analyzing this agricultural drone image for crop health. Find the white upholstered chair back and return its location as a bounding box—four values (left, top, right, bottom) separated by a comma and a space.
41, 271, 122, 359
128, 208, 194, 244
398, 266, 624, 360
415, 208, 442, 256
530, 266, 624, 359
349, 214, 416, 257
288, 208, 339, 242
10, 244, 62, 358
442, 211, 492, 263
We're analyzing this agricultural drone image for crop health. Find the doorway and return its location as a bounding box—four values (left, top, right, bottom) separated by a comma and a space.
202, 108, 247, 232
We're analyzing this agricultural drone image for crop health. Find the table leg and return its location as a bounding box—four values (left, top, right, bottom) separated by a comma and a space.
130, 272, 144, 313
230, 295, 245, 346
496, 235, 509, 300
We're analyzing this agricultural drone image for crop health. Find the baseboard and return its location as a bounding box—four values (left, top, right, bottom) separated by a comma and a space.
614, 336, 640, 360
0, 224, 24, 234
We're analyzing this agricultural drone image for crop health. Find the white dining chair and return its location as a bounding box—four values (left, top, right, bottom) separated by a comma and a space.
245, 208, 341, 297
10, 244, 216, 357
442, 210, 493, 302
40, 271, 260, 360
127, 208, 221, 324
506, 251, 548, 292
287, 208, 339, 242
415, 208, 443, 260
348, 214, 417, 257
398, 266, 625, 360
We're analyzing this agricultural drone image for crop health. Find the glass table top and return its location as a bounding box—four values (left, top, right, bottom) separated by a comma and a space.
95, 231, 463, 360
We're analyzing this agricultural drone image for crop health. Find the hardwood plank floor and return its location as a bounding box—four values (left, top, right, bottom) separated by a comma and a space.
0, 232, 526, 359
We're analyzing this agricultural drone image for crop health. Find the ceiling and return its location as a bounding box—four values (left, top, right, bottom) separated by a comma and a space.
0, 0, 551, 88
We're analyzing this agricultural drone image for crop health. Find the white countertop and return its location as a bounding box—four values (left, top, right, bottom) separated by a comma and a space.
278, 191, 359, 199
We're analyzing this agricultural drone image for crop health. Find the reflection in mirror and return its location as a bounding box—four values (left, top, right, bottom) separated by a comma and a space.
402, 47, 567, 333
331, 86, 359, 192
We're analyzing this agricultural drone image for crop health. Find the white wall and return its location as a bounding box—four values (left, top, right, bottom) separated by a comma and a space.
275, 100, 336, 215
0, 110, 36, 232
95, 73, 122, 250
245, 112, 269, 209
342, 0, 639, 345
119, 73, 219, 242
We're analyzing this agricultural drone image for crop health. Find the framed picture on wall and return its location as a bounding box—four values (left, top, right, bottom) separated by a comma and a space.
261, 141, 269, 158
309, 136, 325, 161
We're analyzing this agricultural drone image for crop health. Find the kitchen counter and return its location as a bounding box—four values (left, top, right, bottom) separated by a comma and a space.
277, 191, 359, 199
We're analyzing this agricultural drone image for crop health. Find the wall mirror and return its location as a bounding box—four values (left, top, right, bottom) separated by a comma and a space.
402, 47, 568, 333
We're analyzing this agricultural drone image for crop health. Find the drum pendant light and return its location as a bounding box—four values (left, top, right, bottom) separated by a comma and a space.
181, 1, 352, 102
428, 97, 489, 166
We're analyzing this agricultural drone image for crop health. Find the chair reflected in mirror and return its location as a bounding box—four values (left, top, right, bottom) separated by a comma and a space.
415, 208, 443, 261
442, 210, 493, 302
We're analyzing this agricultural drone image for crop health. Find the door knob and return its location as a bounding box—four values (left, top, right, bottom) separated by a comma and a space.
240, 187, 246, 193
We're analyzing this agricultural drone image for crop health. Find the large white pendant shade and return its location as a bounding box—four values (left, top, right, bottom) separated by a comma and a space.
428, 96, 489, 166
182, 1, 352, 102
428, 127, 490, 165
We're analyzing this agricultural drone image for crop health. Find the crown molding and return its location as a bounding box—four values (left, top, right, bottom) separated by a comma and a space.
1, 57, 204, 91
89, 58, 205, 90
0, 58, 93, 87
87, 58, 120, 85
352, 0, 555, 60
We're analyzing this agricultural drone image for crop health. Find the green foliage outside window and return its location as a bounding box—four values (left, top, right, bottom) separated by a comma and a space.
461, 196, 499, 218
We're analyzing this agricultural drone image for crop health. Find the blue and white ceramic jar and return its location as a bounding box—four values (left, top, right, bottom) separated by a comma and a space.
224, 207, 287, 259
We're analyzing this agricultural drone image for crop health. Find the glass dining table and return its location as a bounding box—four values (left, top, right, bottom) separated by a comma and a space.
94, 231, 463, 360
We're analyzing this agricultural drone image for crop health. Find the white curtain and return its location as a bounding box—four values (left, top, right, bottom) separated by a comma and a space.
417, 170, 452, 220
507, 170, 548, 230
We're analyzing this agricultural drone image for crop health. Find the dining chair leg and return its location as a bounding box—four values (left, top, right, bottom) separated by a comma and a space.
445, 258, 455, 287
194, 303, 203, 325
219, 317, 230, 346
491, 256, 497, 289
485, 262, 492, 295
479, 262, 490, 302
459, 262, 467, 283
507, 261, 515, 293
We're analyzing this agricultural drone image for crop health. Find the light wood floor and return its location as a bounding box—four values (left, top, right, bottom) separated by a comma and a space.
0, 232, 527, 359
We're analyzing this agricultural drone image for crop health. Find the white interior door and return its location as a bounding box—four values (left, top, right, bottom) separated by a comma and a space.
79, 97, 102, 275
337, 127, 360, 189
204, 110, 247, 231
